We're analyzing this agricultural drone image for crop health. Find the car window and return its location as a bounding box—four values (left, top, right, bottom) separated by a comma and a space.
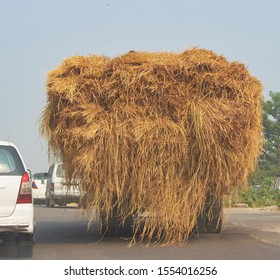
0, 146, 25, 176
33, 173, 47, 180
56, 164, 64, 178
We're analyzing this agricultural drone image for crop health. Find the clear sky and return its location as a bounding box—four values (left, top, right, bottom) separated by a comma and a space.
0, 0, 279, 173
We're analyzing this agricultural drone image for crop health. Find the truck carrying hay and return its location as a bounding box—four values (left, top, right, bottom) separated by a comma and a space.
40, 48, 263, 245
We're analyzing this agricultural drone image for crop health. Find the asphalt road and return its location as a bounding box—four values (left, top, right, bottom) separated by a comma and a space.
1, 206, 280, 260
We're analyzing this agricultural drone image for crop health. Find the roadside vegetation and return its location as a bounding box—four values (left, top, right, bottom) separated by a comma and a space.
229, 170, 280, 208
230, 91, 280, 208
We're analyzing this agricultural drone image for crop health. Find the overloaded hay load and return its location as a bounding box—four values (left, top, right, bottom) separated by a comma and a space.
40, 48, 263, 245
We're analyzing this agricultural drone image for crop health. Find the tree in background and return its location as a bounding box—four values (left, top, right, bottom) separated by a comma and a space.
260, 91, 280, 172
231, 92, 280, 208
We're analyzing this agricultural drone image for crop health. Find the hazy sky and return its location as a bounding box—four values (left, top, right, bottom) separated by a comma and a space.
0, 0, 279, 173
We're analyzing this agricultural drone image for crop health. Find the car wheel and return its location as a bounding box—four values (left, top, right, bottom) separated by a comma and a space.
17, 244, 33, 258
118, 216, 135, 237
99, 213, 117, 236
49, 196, 55, 208
17, 234, 34, 258
195, 196, 223, 234
195, 209, 207, 234
205, 197, 223, 233
78, 196, 87, 209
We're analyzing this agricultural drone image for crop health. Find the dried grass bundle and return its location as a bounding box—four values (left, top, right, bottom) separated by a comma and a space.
40, 48, 263, 245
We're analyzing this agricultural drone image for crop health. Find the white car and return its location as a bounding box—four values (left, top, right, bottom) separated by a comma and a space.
0, 141, 34, 257
45, 163, 81, 207
32, 172, 48, 204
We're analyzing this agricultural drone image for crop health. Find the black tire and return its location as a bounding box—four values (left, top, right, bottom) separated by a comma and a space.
195, 209, 207, 234
46, 196, 55, 207
78, 197, 87, 209
49, 196, 55, 208
17, 244, 33, 258
205, 198, 222, 233
118, 216, 134, 237
100, 214, 117, 236
195, 197, 223, 234
17, 234, 34, 258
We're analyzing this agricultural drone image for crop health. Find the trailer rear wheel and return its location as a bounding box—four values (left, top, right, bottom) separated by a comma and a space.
118, 216, 134, 237
196, 196, 223, 234
100, 214, 117, 236
205, 197, 222, 233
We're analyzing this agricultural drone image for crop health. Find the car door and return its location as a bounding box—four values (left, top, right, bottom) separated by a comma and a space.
53, 163, 65, 195
0, 145, 25, 217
